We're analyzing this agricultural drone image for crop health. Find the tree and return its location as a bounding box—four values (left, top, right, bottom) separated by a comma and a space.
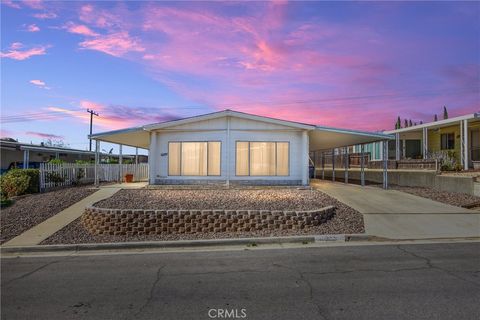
395, 116, 401, 129
434, 114, 438, 122
42, 138, 69, 148
404, 119, 408, 128
443, 106, 449, 120
409, 119, 413, 127
420, 120, 423, 124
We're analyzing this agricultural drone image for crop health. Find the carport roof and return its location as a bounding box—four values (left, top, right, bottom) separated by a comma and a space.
309, 126, 394, 151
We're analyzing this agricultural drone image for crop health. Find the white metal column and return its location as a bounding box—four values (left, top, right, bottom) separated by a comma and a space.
383, 140, 388, 189
395, 133, 400, 160
462, 119, 468, 170
360, 144, 365, 186
321, 151, 325, 180
135, 147, 139, 164
119, 144, 123, 182
22, 150, 30, 169
149, 132, 157, 185
331, 148, 335, 182
344, 146, 349, 184
422, 127, 428, 159
94, 140, 100, 187
301, 130, 309, 186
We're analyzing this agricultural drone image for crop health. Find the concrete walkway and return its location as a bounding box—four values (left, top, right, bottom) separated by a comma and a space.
3, 183, 146, 247
312, 180, 479, 239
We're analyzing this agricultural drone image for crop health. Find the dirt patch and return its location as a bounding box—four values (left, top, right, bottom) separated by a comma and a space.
0, 186, 97, 244
389, 186, 480, 209
42, 188, 364, 244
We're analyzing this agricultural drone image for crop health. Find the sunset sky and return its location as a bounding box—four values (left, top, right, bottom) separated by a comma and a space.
1, 0, 479, 153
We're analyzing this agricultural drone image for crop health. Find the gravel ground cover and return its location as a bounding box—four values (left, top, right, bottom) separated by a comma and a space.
0, 186, 97, 244
95, 188, 346, 211
42, 188, 364, 244
388, 185, 480, 209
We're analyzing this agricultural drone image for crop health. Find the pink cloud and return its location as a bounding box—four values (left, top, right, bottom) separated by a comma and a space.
10, 42, 23, 49
2, 0, 21, 9
21, 0, 43, 9
65, 22, 98, 37
30, 79, 45, 86
0, 128, 15, 138
26, 131, 64, 139
79, 32, 145, 57
0, 43, 49, 60
26, 24, 40, 32
29, 79, 50, 89
50, 2, 477, 131
33, 12, 57, 19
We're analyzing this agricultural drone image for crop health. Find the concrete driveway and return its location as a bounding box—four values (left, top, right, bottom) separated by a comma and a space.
312, 180, 480, 239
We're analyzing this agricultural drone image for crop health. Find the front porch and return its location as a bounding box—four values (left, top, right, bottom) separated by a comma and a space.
385, 113, 480, 170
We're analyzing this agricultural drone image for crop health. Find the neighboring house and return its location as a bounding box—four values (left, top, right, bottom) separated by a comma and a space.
0, 140, 147, 173
91, 110, 392, 186
359, 113, 479, 170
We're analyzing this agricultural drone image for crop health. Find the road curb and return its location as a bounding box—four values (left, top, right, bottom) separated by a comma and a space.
0, 234, 366, 254
0, 235, 315, 254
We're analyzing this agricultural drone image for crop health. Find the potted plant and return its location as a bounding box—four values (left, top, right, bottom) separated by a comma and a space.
124, 173, 134, 183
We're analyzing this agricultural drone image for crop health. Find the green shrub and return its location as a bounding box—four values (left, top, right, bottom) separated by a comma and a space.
48, 158, 65, 164
1, 197, 13, 208
22, 169, 40, 193
0, 170, 30, 198
75, 159, 94, 164
46, 171, 65, 185
0, 169, 40, 198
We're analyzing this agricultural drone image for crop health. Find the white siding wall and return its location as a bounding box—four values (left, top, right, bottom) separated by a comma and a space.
150, 117, 307, 184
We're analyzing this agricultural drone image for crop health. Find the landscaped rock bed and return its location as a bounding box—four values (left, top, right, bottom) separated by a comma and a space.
94, 189, 342, 211
41, 188, 364, 244
388, 186, 480, 209
0, 186, 97, 244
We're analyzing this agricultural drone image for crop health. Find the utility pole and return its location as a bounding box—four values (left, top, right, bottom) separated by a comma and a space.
87, 109, 99, 151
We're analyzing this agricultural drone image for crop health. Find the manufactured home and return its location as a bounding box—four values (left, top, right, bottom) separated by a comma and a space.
90, 110, 393, 186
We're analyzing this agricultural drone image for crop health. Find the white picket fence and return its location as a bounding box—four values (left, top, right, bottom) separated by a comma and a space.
39, 163, 149, 191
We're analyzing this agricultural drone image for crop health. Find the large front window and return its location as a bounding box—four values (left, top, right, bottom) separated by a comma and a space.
168, 142, 221, 176
236, 141, 289, 176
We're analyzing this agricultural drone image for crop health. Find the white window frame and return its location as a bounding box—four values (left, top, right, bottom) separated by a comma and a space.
235, 141, 290, 177
168, 141, 222, 176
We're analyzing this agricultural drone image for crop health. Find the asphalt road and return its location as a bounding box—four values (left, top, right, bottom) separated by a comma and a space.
2, 242, 480, 320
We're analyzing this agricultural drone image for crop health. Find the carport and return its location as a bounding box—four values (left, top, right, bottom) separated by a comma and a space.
309, 126, 394, 189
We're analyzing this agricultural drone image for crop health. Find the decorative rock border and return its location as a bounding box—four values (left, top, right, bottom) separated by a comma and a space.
81, 206, 336, 236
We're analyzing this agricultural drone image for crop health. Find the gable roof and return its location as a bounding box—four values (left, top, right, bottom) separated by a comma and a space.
143, 109, 316, 130
89, 110, 315, 148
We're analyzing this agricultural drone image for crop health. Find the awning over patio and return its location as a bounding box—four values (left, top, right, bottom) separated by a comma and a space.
309, 126, 394, 151
90, 127, 150, 149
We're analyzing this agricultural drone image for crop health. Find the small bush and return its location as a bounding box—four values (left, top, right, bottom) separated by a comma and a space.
0, 170, 30, 198
0, 169, 40, 198
75, 159, 94, 164
48, 158, 65, 164
22, 169, 40, 193
46, 171, 65, 185
1, 197, 13, 208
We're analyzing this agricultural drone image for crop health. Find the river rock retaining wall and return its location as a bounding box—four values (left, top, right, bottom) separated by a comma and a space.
81, 206, 336, 236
